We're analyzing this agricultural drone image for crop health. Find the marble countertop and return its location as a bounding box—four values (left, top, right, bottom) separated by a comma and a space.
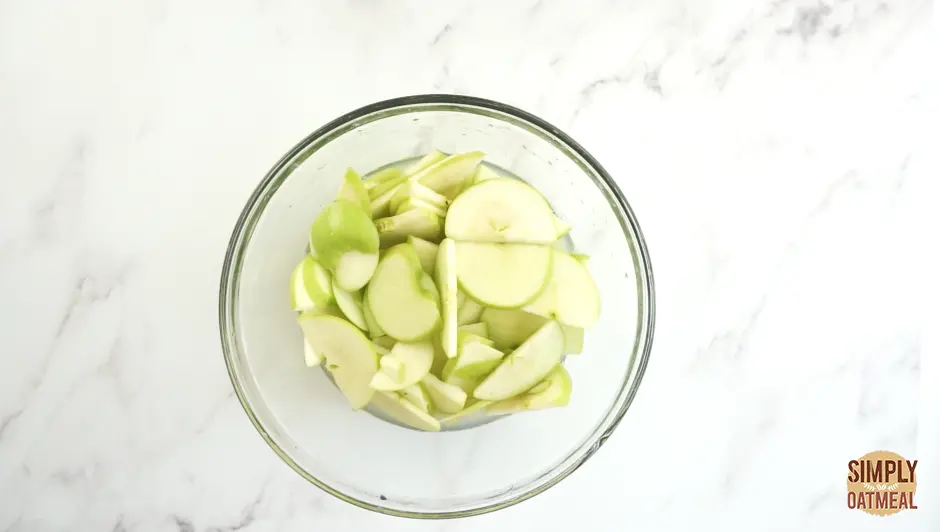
0, 0, 934, 530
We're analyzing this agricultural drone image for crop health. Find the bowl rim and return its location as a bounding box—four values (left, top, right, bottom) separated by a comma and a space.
219, 94, 655, 519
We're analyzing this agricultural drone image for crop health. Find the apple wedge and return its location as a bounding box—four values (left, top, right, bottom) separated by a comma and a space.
369, 184, 401, 219
552, 216, 571, 238
456, 297, 484, 325
457, 322, 488, 338
310, 200, 380, 292
370, 340, 434, 391
445, 178, 557, 243
289, 255, 334, 311
361, 290, 386, 338
395, 198, 446, 217
404, 150, 447, 176
366, 244, 441, 341
407, 236, 438, 276
400, 383, 433, 412
297, 314, 378, 408
449, 341, 505, 380
421, 374, 467, 414
455, 242, 553, 309
372, 336, 396, 351
331, 278, 367, 330
303, 338, 323, 367
369, 391, 440, 432
411, 151, 484, 199
363, 167, 404, 195
474, 321, 564, 401
435, 239, 459, 359
481, 307, 585, 355
379, 355, 405, 383
487, 364, 572, 415
336, 168, 371, 214
375, 208, 442, 248
390, 179, 448, 214
439, 400, 494, 425
524, 250, 601, 328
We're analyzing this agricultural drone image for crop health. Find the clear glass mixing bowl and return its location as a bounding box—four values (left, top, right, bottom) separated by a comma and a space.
219, 95, 655, 518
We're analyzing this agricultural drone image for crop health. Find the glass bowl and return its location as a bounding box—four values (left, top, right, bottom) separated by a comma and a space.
219, 95, 655, 518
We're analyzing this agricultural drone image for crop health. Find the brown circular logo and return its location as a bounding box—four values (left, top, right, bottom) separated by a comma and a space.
846, 450, 918, 516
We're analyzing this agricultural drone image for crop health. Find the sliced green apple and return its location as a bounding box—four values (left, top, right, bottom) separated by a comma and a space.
363, 167, 404, 194
456, 297, 484, 325
331, 278, 367, 330
336, 168, 371, 214
471, 163, 501, 184
289, 255, 333, 311
474, 321, 564, 401
375, 208, 442, 248
368, 172, 409, 200
455, 242, 553, 309
439, 400, 494, 425
487, 365, 572, 414
372, 341, 391, 356
571, 253, 590, 264
395, 197, 446, 217
445, 372, 480, 396
553, 215, 571, 238
369, 391, 440, 432
404, 150, 447, 176
390, 179, 448, 214
310, 200, 380, 291
297, 314, 378, 408
412, 151, 484, 198
457, 322, 488, 337
479, 308, 547, 350
361, 290, 385, 338
421, 374, 467, 414
366, 244, 441, 341
399, 383, 432, 412
379, 355, 405, 383
435, 238, 459, 359
445, 178, 557, 243
369, 340, 434, 391
450, 341, 504, 380
407, 236, 438, 276
372, 336, 396, 351
524, 250, 601, 328
303, 337, 323, 367
369, 184, 401, 219
457, 331, 495, 348
561, 324, 584, 354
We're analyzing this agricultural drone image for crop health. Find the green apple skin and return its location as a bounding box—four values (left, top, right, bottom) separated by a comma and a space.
407, 236, 439, 276
331, 278, 368, 330
337, 167, 371, 214
289, 255, 334, 311
310, 200, 380, 291
362, 290, 386, 338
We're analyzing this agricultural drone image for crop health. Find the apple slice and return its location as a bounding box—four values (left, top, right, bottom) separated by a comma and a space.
372, 341, 391, 356
571, 253, 589, 264
455, 242, 553, 309
457, 322, 488, 338
435, 239, 459, 359
404, 150, 447, 175
303, 338, 323, 367
445, 178, 557, 243
479, 308, 546, 350
407, 236, 438, 276
363, 167, 404, 195
370, 340, 434, 391
561, 325, 584, 354
395, 198, 446, 217
450, 341, 504, 380
524, 250, 601, 328
369, 391, 440, 432
412, 151, 484, 198
472, 163, 501, 184
366, 245, 441, 341
457, 297, 484, 325
474, 321, 564, 401
368, 172, 409, 200
400, 383, 432, 412
372, 335, 396, 351
336, 168, 371, 214
457, 331, 495, 348
439, 400, 494, 425
375, 208, 442, 248
421, 374, 467, 414
390, 180, 448, 214
297, 314, 378, 408
369, 184, 401, 219
310, 200, 379, 291
361, 290, 386, 338
552, 216, 571, 238
289, 255, 334, 311
445, 373, 480, 396
487, 365, 572, 414
331, 278, 367, 330
379, 355, 405, 383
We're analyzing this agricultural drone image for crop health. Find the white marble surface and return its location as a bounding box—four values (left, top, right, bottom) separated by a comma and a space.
0, 0, 936, 530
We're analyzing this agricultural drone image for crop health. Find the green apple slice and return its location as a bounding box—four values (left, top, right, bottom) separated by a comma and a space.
412, 151, 484, 198
571, 253, 590, 264
474, 321, 564, 401
450, 341, 504, 380
479, 308, 547, 350
289, 255, 334, 311
331, 278, 367, 330
370, 340, 434, 391
487, 365, 572, 414
375, 208, 442, 248
363, 167, 404, 194
455, 242, 553, 309
395, 197, 447, 217
366, 244, 441, 341
445, 372, 480, 396
303, 337, 323, 367
405, 150, 447, 175
472, 163, 501, 184
369, 184, 401, 219
439, 400, 494, 425
399, 383, 432, 412
407, 236, 438, 275
421, 374, 467, 414
390, 180, 448, 214
561, 324, 584, 354
379, 355, 405, 383
297, 314, 378, 408
457, 331, 495, 348
310, 200, 380, 291
552, 216, 571, 238
372, 341, 391, 356
457, 297, 484, 325
524, 250, 601, 328
372, 335, 396, 351
361, 290, 385, 338
435, 239, 459, 359
445, 178, 557, 243
457, 322, 488, 337
369, 391, 440, 432
368, 172, 409, 200
337, 168, 371, 214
